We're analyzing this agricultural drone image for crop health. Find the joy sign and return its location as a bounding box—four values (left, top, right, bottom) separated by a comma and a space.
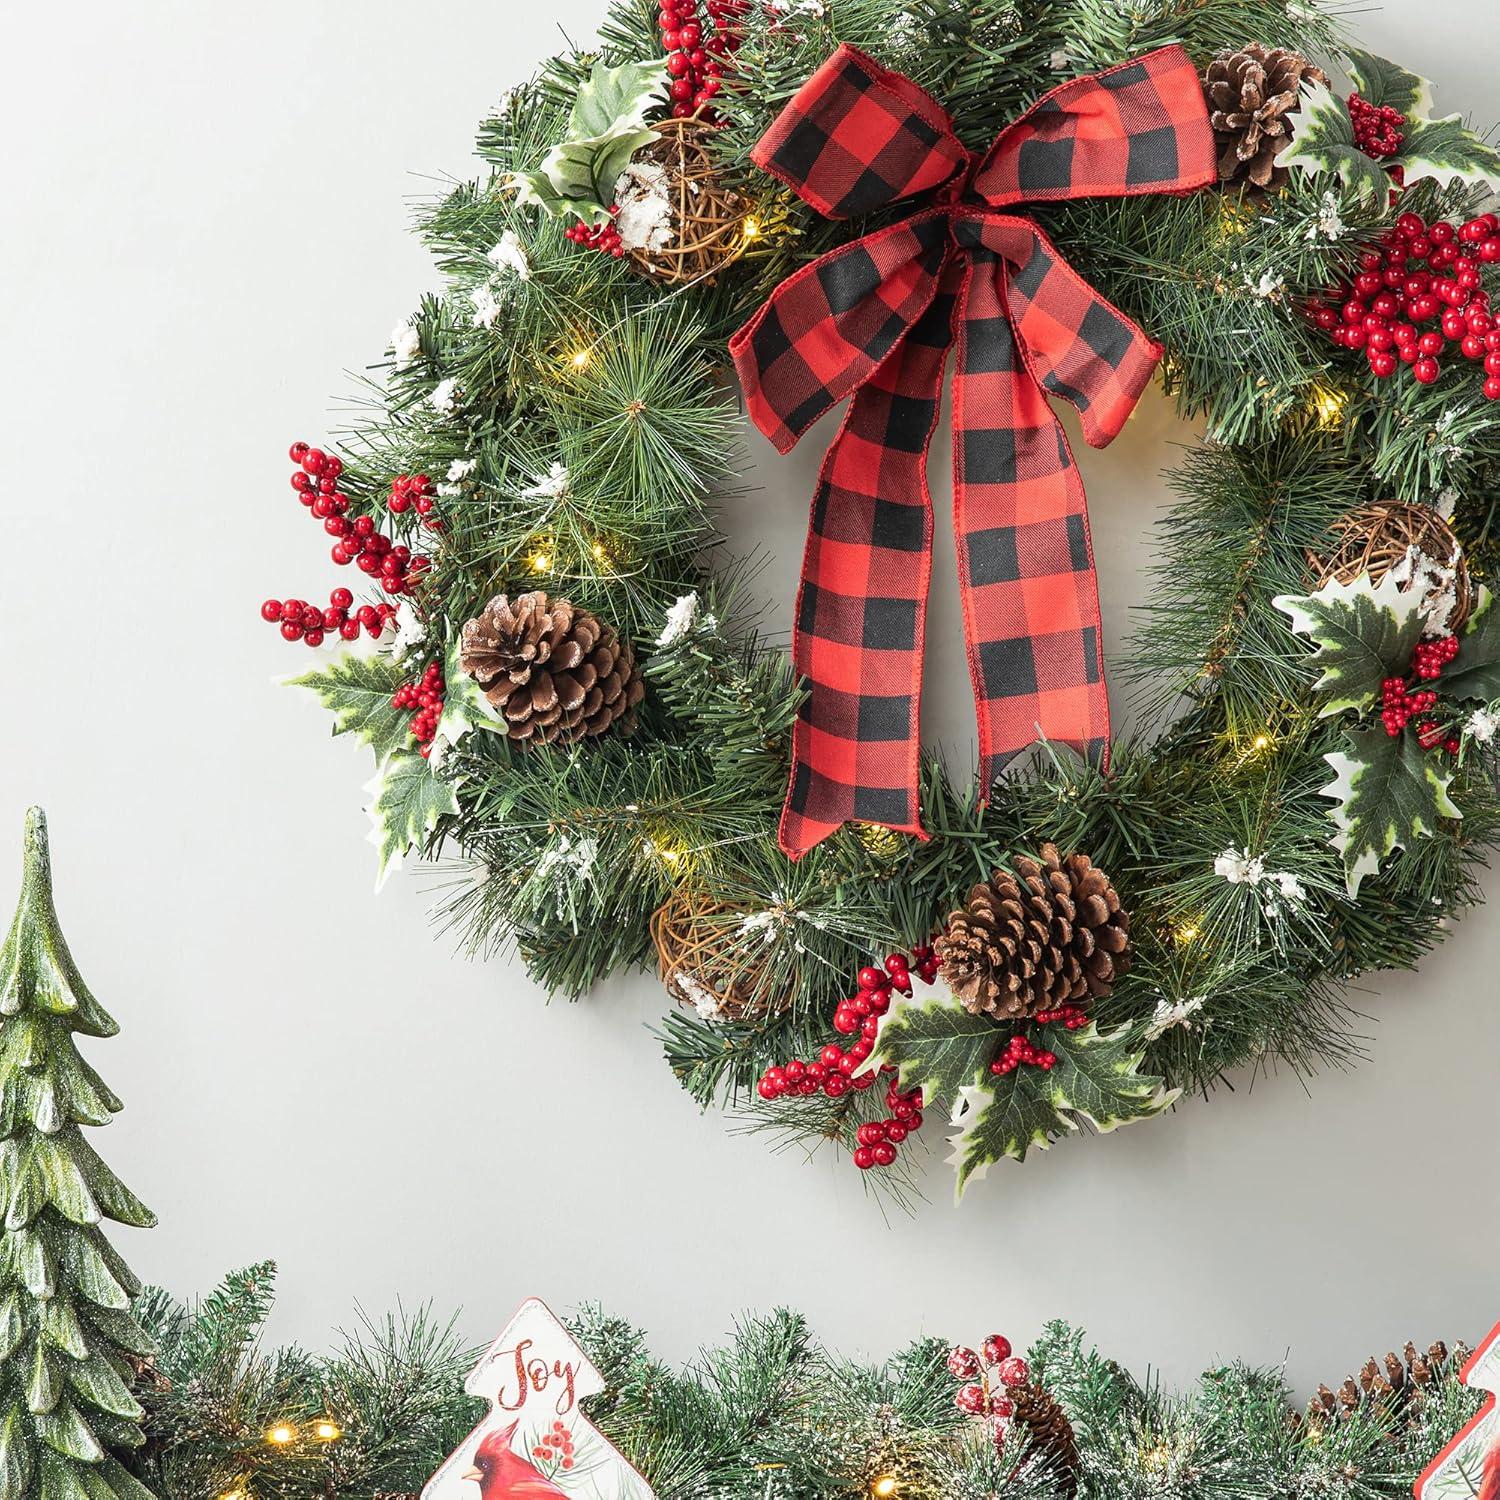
422, 1298, 657, 1500
1417, 1321, 1500, 1500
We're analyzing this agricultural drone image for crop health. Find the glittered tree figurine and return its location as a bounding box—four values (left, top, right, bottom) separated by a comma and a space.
0, 808, 158, 1500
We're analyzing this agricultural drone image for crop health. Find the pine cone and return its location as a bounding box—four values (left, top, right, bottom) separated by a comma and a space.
1013, 1384, 1080, 1496
1202, 43, 1327, 188
935, 844, 1132, 1019
1308, 1340, 1467, 1427
459, 591, 644, 746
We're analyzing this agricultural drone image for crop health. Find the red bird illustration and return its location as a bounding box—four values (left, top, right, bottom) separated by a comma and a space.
1477, 1432, 1500, 1500
461, 1421, 571, 1500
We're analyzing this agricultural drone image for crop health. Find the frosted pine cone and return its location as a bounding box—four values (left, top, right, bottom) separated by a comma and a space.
935, 844, 1132, 1019
1203, 44, 1327, 188
459, 591, 643, 746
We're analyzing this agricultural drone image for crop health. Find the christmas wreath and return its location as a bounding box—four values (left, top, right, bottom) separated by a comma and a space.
268, 0, 1500, 1198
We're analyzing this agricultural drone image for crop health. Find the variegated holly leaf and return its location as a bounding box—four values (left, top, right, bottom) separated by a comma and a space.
432, 635, 502, 762
513, 60, 666, 226
1275, 570, 1427, 715
945, 1023, 1175, 1200
1400, 114, 1500, 195
287, 652, 410, 762
865, 977, 997, 1105
1345, 50, 1434, 119
364, 751, 461, 891
1322, 724, 1461, 896
1444, 587, 1500, 703
1276, 80, 1391, 204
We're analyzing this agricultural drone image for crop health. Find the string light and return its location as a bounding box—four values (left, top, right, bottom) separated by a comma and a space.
742, 216, 763, 240
857, 824, 903, 857
649, 838, 684, 866
570, 348, 592, 370
1141, 1441, 1172, 1474
529, 548, 553, 573
870, 1476, 899, 1498
1251, 733, 1272, 752
1309, 385, 1348, 430
314, 1420, 342, 1442
1173, 921, 1202, 946
266, 1424, 295, 1446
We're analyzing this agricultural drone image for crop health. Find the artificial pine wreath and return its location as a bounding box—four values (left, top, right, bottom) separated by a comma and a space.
270, 0, 1500, 1199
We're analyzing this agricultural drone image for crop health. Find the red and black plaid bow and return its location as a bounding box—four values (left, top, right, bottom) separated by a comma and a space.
730, 45, 1215, 859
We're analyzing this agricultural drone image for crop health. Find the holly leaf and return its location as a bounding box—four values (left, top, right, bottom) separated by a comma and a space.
432, 635, 503, 762
513, 60, 666, 225
1274, 570, 1427, 715
567, 58, 667, 141
1276, 80, 1392, 204
1444, 587, 1500, 703
866, 978, 998, 1105
1345, 49, 1434, 119
287, 652, 410, 762
1399, 114, 1500, 195
945, 1023, 1175, 1200
1321, 725, 1461, 896
363, 751, 461, 891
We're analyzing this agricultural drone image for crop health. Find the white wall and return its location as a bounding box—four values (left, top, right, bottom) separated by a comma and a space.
3, 1, 1496, 1398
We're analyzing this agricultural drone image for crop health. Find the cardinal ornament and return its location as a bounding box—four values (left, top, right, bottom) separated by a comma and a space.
422, 1299, 656, 1500
1417, 1321, 1500, 1500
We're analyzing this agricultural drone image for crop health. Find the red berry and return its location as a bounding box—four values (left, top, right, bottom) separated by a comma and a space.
955, 1383, 987, 1415
1413, 356, 1441, 384
948, 1346, 982, 1380
996, 1356, 1030, 1388
982, 1334, 1012, 1365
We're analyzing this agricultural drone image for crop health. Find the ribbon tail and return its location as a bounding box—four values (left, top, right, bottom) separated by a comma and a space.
951, 238, 1111, 797
778, 260, 960, 860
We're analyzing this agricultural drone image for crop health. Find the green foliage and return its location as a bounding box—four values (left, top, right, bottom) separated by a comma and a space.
1279, 51, 1500, 199
120, 1278, 1484, 1500
1321, 727, 1462, 896
1345, 49, 1433, 118
1278, 81, 1393, 204
363, 751, 462, 891
0, 810, 157, 1500
1275, 571, 1427, 716
1447, 588, 1500, 703
513, 60, 667, 225
128, 1265, 482, 1499
287, 652, 410, 762
947, 1023, 1174, 1197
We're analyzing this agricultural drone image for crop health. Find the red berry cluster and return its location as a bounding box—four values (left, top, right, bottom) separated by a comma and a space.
852, 1079, 925, 1172
1033, 1003, 1089, 1029
530, 1421, 576, 1473
1412, 633, 1461, 680
658, 0, 744, 121
393, 660, 447, 757
1309, 211, 1500, 390
991, 1034, 1056, 1075
387, 472, 441, 530
287, 441, 431, 591
260, 588, 397, 648
756, 949, 933, 1174
1380, 635, 1462, 753
565, 209, 625, 259
1347, 91, 1406, 158
948, 1336, 1030, 1452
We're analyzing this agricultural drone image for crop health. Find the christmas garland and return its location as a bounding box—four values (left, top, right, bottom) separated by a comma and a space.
124, 1265, 1491, 1500
269, 0, 1500, 1198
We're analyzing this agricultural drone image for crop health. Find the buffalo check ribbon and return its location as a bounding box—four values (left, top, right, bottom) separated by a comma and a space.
729, 44, 1216, 859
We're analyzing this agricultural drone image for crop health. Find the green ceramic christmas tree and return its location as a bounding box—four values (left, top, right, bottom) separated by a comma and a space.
0, 808, 157, 1500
